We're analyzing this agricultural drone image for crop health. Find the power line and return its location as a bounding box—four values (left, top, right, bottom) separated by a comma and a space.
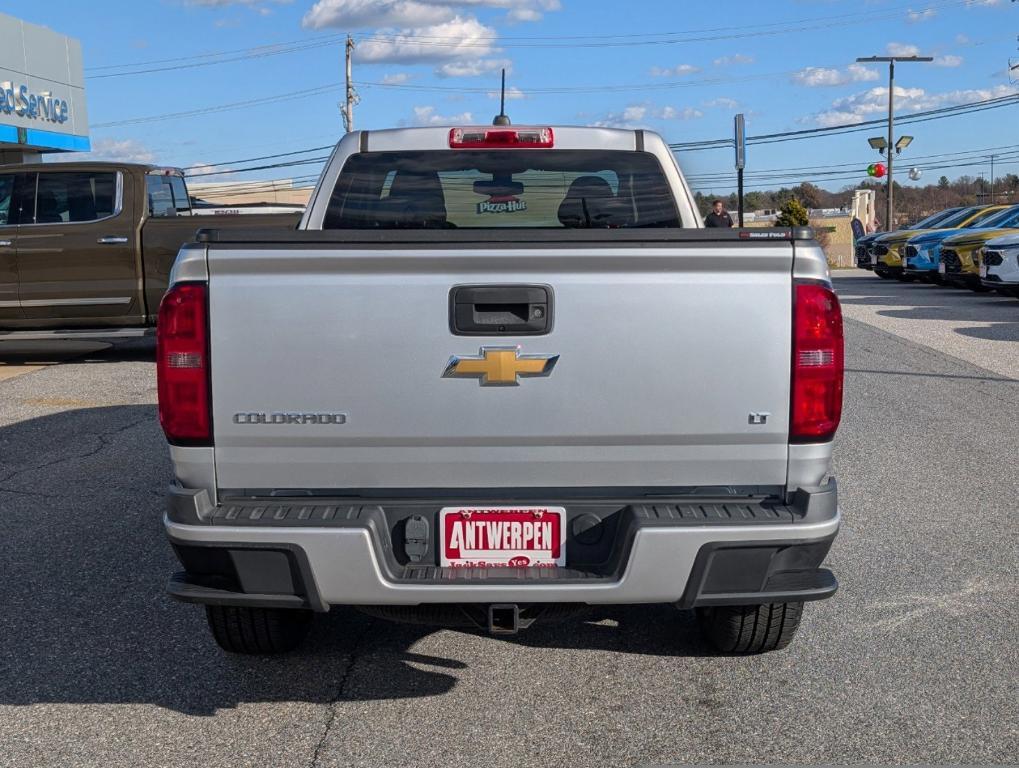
185, 145, 334, 170
86, 0, 967, 78
671, 93, 1019, 151
689, 156, 1019, 192
685, 142, 1019, 183
166, 93, 1018, 190
185, 156, 331, 178
92, 84, 340, 128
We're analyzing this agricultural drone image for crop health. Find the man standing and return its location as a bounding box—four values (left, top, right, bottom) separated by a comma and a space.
704, 199, 734, 228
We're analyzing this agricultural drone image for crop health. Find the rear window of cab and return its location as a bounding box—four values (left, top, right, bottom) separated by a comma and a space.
323, 150, 683, 229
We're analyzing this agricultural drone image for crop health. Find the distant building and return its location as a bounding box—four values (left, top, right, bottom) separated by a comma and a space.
0, 12, 89, 163
188, 178, 313, 208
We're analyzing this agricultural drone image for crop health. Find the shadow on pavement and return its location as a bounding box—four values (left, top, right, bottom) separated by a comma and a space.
0, 405, 710, 716
954, 323, 1019, 342
0, 337, 155, 364
832, 274, 1019, 342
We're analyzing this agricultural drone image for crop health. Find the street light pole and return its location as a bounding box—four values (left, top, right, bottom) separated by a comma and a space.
856, 55, 933, 230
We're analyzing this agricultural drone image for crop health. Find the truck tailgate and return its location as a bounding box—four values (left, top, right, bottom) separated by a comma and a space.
207, 243, 793, 491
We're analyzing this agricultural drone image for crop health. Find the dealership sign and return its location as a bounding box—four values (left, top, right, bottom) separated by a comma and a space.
0, 81, 70, 124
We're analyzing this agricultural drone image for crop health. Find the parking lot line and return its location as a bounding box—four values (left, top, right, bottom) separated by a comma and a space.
0, 364, 48, 382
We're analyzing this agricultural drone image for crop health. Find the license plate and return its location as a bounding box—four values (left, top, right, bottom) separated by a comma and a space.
938, 262, 946, 274
980, 264, 988, 278
440, 506, 566, 568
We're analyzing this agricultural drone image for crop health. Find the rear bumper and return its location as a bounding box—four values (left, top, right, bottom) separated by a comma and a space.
164, 482, 840, 609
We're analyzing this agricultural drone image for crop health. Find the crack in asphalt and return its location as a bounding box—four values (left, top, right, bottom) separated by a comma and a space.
309, 618, 375, 768
0, 415, 154, 491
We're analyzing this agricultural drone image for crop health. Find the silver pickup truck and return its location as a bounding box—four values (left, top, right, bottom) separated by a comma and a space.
158, 125, 844, 655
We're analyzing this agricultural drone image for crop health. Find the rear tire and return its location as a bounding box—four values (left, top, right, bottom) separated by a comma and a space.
205, 605, 313, 654
876, 271, 894, 280
696, 602, 804, 654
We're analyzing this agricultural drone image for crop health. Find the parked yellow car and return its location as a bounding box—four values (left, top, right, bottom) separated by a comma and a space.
940, 204, 1019, 290
870, 205, 1008, 280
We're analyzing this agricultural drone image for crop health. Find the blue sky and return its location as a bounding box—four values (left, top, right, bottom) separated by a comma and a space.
10, 0, 1019, 194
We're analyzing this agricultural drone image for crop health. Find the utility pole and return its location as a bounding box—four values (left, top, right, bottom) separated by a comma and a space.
856, 55, 932, 229
990, 154, 996, 203
343, 35, 358, 133
734, 113, 746, 227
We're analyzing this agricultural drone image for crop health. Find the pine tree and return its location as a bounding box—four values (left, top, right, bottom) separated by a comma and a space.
775, 198, 809, 227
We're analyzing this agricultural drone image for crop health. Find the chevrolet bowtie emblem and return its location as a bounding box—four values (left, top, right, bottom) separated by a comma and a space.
443, 347, 559, 387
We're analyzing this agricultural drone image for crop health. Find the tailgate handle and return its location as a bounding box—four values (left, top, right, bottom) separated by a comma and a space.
450, 285, 552, 335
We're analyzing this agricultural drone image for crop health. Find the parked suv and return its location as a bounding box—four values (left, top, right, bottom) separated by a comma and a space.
980, 232, 1019, 296
871, 205, 1005, 280
939, 204, 1019, 290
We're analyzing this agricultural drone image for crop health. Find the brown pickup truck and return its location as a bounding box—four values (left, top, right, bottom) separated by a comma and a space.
0, 161, 300, 339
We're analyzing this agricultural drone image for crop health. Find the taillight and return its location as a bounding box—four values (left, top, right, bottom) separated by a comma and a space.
449, 127, 554, 149
791, 282, 844, 443
157, 282, 211, 445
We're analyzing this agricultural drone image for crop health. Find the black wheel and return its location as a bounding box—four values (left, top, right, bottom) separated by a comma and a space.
696, 602, 804, 654
875, 270, 893, 279
896, 273, 916, 282
205, 605, 313, 654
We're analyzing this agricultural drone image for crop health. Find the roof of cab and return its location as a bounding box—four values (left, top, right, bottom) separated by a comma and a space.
0, 161, 183, 175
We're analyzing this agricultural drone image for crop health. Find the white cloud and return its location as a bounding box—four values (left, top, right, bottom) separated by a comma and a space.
956, 34, 972, 45
381, 72, 412, 84
792, 63, 879, 87
704, 97, 738, 109
659, 106, 703, 120
354, 16, 508, 79
649, 64, 700, 77
507, 7, 541, 21
302, 0, 559, 28
303, 0, 454, 28
886, 42, 922, 57
54, 138, 157, 165
809, 84, 1018, 127
589, 103, 701, 128
713, 54, 753, 66
301, 2, 561, 76
487, 85, 525, 99
184, 162, 237, 181
437, 56, 511, 77
405, 105, 474, 125
906, 8, 935, 22
934, 54, 964, 67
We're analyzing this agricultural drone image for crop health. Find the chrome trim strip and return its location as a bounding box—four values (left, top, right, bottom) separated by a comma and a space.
19, 297, 132, 307
0, 300, 19, 307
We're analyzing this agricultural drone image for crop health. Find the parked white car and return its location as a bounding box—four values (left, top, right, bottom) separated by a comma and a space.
980, 232, 1019, 295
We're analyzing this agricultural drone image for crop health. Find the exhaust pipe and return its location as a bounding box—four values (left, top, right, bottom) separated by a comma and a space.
487, 604, 520, 635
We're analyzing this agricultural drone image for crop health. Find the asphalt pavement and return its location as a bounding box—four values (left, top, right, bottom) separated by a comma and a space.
0, 270, 1016, 767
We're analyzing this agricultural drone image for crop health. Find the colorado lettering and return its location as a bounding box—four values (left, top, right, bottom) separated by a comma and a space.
232, 412, 347, 425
